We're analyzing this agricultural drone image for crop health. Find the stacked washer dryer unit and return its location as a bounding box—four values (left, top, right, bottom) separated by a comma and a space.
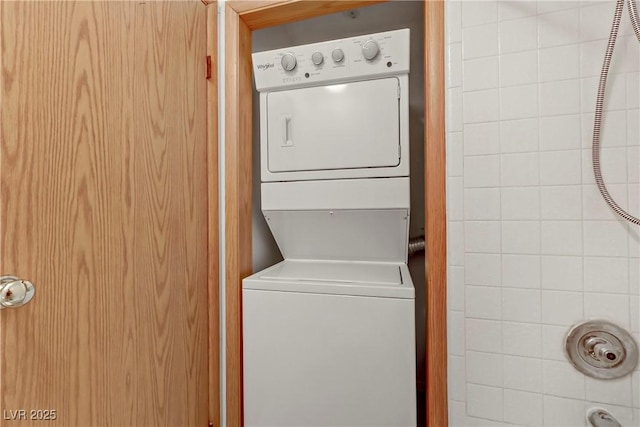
245, 29, 416, 427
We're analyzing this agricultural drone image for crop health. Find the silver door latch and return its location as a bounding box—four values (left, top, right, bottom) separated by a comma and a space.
0, 276, 35, 309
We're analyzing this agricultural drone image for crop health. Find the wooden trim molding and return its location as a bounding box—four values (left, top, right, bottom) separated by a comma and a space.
226, 0, 291, 16
425, 2, 448, 427
207, 3, 220, 426
224, 1, 448, 425
224, 4, 253, 426
228, 0, 387, 30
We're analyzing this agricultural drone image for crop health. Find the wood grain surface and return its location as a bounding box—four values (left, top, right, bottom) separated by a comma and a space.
207, 3, 221, 426
224, 5, 253, 426
0, 2, 211, 426
228, 0, 387, 30
226, 0, 291, 15
425, 2, 448, 427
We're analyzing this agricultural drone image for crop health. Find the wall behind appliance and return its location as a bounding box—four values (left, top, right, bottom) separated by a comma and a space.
445, 1, 640, 426
250, 0, 427, 391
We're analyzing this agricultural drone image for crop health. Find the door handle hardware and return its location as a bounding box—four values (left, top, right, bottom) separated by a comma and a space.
282, 115, 293, 147
0, 276, 35, 309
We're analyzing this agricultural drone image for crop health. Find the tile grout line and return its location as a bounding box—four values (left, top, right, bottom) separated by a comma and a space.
494, 2, 506, 422
534, 5, 546, 423
578, 0, 589, 405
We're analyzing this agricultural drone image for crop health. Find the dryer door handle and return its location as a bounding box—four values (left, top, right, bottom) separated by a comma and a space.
282, 115, 293, 147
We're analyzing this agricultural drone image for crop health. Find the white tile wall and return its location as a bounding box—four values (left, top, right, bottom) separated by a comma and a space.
447, 1, 640, 424
502, 288, 541, 322
504, 389, 543, 426
467, 350, 502, 387
500, 118, 539, 153
541, 255, 583, 291
464, 188, 501, 220
449, 355, 467, 401
461, 0, 497, 28
464, 155, 500, 187
541, 221, 583, 256
503, 355, 542, 392
500, 84, 539, 120
583, 256, 629, 293
465, 253, 501, 286
583, 220, 628, 257
539, 44, 580, 82
465, 221, 502, 252
500, 16, 537, 54
583, 184, 628, 220
502, 321, 542, 358
445, 5, 462, 426
502, 254, 541, 288
539, 150, 582, 185
540, 185, 582, 219
502, 187, 540, 220
584, 292, 631, 328
539, 80, 582, 116
501, 153, 540, 186
543, 395, 587, 427
463, 24, 498, 59
585, 376, 633, 407
467, 383, 504, 421
464, 122, 500, 155
540, 115, 582, 151
541, 290, 583, 326
466, 285, 502, 320
539, 9, 580, 49
498, 1, 536, 22
542, 324, 568, 361
466, 318, 502, 353
449, 266, 465, 311
463, 57, 499, 91
543, 360, 586, 399
502, 220, 541, 254
500, 51, 538, 87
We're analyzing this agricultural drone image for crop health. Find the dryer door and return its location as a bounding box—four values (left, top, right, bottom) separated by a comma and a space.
266, 77, 400, 173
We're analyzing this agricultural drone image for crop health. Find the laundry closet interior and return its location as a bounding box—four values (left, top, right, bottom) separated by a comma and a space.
223, 1, 446, 427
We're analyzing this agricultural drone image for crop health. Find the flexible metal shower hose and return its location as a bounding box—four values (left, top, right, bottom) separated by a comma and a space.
593, 0, 640, 225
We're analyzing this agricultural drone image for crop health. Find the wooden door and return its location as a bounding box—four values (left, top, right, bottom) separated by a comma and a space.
0, 1, 212, 426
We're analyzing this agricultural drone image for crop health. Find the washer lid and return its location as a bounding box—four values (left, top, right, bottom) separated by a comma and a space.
262, 259, 401, 285
243, 260, 414, 299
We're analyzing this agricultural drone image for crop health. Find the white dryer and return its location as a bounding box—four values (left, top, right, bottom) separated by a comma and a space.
245, 29, 416, 427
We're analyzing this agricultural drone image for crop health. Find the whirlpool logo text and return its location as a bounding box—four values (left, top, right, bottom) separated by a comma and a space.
257, 63, 274, 71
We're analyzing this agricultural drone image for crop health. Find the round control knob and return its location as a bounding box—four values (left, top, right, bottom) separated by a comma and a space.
280, 53, 297, 71
331, 48, 344, 63
311, 51, 324, 65
361, 40, 380, 60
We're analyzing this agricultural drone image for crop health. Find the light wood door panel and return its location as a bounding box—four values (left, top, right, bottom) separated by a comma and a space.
0, 2, 211, 426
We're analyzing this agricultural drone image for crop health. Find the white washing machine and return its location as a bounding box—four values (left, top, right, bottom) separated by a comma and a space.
245, 29, 416, 427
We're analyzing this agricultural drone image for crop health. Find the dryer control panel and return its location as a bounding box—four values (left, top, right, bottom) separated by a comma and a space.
252, 29, 410, 92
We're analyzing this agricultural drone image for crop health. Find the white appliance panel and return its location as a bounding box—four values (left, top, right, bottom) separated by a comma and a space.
243, 287, 417, 427
263, 209, 409, 262
261, 177, 410, 211
261, 259, 401, 284
243, 260, 415, 299
252, 29, 410, 92
266, 78, 400, 173
245, 29, 417, 427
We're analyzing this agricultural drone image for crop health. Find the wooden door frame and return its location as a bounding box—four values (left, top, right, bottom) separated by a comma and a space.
206, 2, 220, 426
223, 1, 447, 426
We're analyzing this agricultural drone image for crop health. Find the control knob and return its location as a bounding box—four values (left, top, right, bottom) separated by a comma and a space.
281, 53, 297, 71
331, 48, 344, 63
311, 51, 324, 65
361, 40, 380, 60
